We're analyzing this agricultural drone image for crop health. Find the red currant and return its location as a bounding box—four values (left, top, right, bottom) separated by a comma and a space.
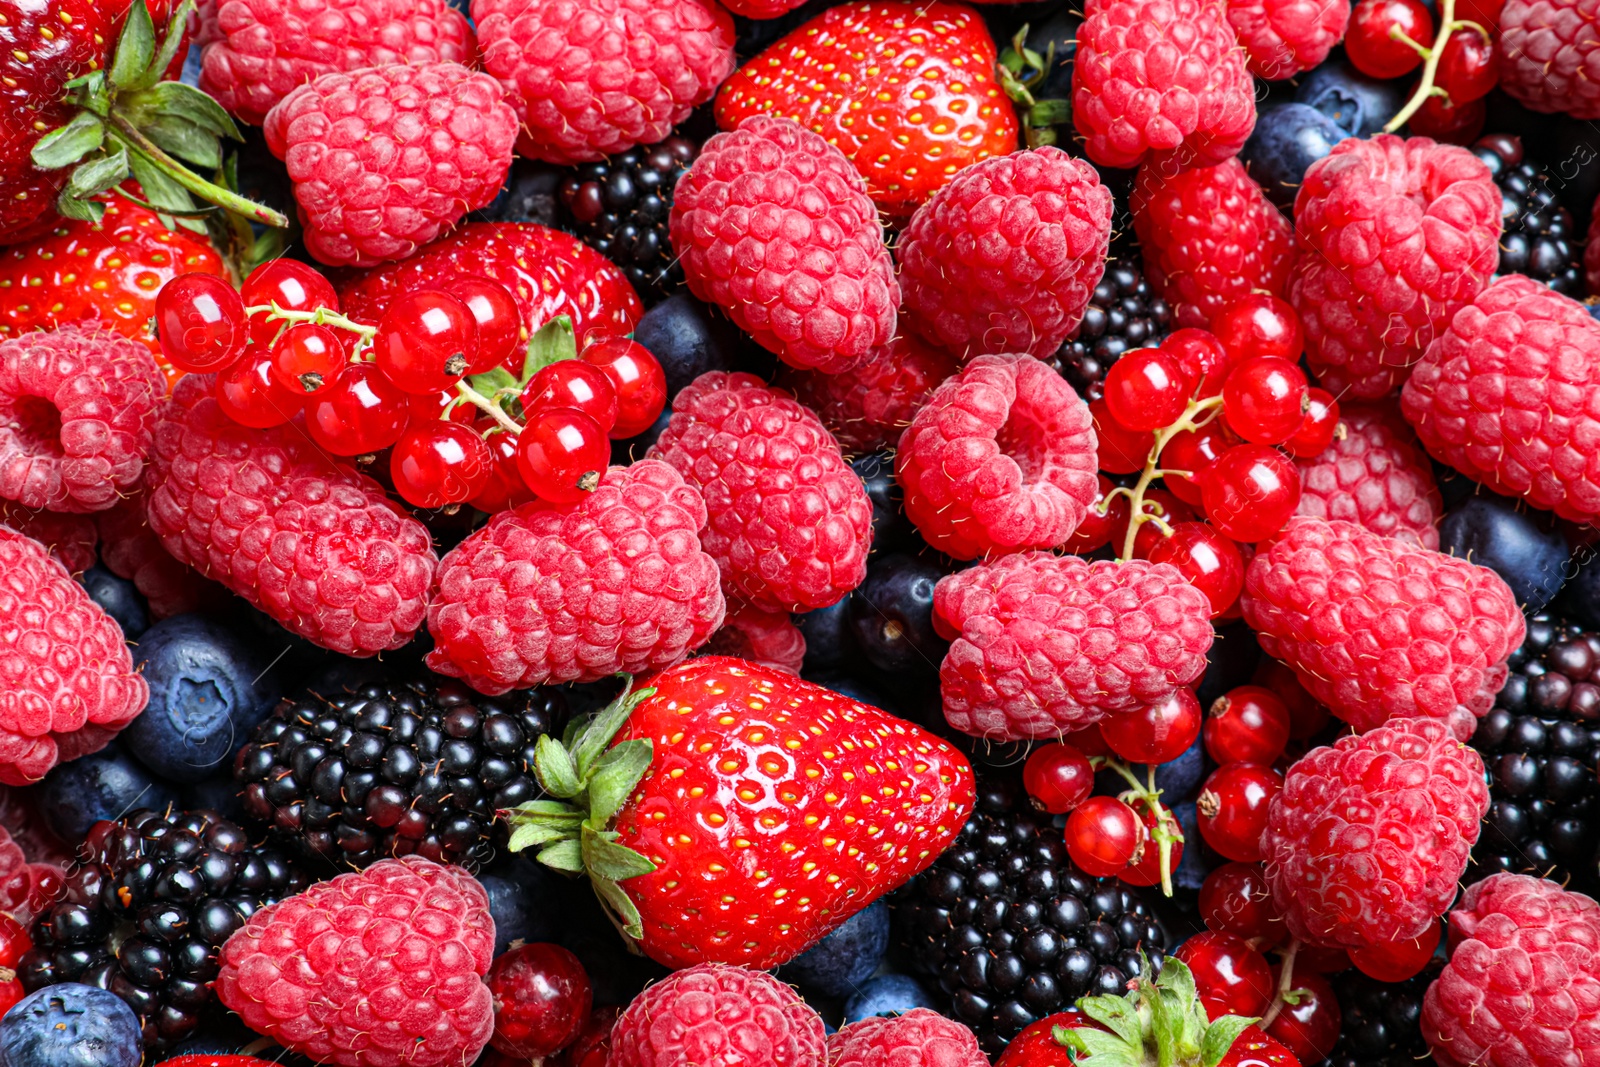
1063, 475, 1128, 553
215, 345, 303, 428
0, 975, 20, 1016
1090, 398, 1156, 475
1346, 0, 1434, 78
1160, 422, 1234, 505
1253, 659, 1329, 740
1457, 0, 1505, 22
487, 942, 593, 1059
1408, 92, 1487, 145
1162, 329, 1232, 399
390, 421, 494, 509
581, 338, 668, 439
552, 1005, 620, 1067
1100, 688, 1201, 765
1022, 743, 1094, 814
1104, 348, 1191, 431
468, 424, 539, 513
1173, 931, 1274, 1020
1112, 487, 1194, 559
1197, 762, 1283, 863
1199, 444, 1301, 543
516, 408, 611, 504
521, 361, 619, 433
1199, 862, 1285, 942
1211, 294, 1303, 367
437, 275, 522, 373
304, 362, 411, 455
1436, 28, 1499, 104
1283, 388, 1340, 459
1144, 521, 1245, 617
270, 323, 345, 396
1062, 722, 1111, 759
373, 289, 479, 395
1296, 945, 1353, 974
409, 390, 476, 425
1119, 798, 1185, 888
1223, 356, 1309, 446
1266, 967, 1341, 1063
1064, 796, 1146, 877
0, 913, 33, 970
240, 259, 339, 346
1348, 920, 1441, 981
1205, 686, 1291, 765
156, 273, 248, 373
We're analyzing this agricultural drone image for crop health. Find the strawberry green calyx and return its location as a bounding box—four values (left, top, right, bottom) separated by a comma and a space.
997, 28, 1073, 149
456, 314, 580, 432
1053, 959, 1259, 1067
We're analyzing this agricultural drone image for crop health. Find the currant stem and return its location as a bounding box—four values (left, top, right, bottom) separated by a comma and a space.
1260, 938, 1302, 1028
1384, 0, 1459, 132
1095, 755, 1184, 897
1117, 394, 1224, 562
243, 302, 378, 340
107, 115, 290, 228
456, 380, 524, 436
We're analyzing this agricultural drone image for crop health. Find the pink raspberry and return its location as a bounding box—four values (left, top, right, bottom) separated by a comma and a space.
1422, 874, 1600, 1067
1226, 0, 1351, 79
1262, 717, 1489, 949
200, 0, 477, 126
609, 964, 826, 1067
648, 373, 872, 613
1496, 0, 1600, 119
1401, 274, 1600, 527
1295, 404, 1442, 549
1288, 135, 1502, 399
933, 552, 1214, 740
95, 493, 220, 620
0, 526, 148, 786
703, 603, 806, 674
474, 0, 734, 165
1131, 157, 1294, 330
145, 375, 438, 657
0, 326, 165, 515
1241, 517, 1525, 738
263, 62, 519, 268
0, 785, 70, 868
1071, 0, 1256, 170
778, 334, 960, 454
0, 808, 63, 924
895, 354, 1098, 561
426, 460, 726, 694
828, 1010, 987, 1067
0, 503, 96, 575
216, 856, 495, 1067
668, 116, 899, 376
719, 0, 810, 15
896, 147, 1114, 361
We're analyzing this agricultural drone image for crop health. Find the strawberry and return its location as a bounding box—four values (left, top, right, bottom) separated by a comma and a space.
152, 1058, 279, 1067
504, 656, 976, 970
714, 1, 1019, 220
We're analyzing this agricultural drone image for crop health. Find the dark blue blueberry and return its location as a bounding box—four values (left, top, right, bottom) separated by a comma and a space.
841, 973, 937, 1023
804, 671, 894, 713
1434, 460, 1482, 511
634, 294, 740, 399
850, 452, 915, 552
1091, 731, 1205, 804
1559, 551, 1600, 628
37, 744, 178, 842
1295, 53, 1409, 135
0, 985, 141, 1067
849, 553, 949, 676
797, 598, 856, 673
75, 565, 147, 640
124, 615, 283, 783
472, 162, 561, 226
1589, 303, 1600, 325
1439, 492, 1570, 612
1196, 620, 1262, 708
1169, 801, 1219, 897
479, 856, 566, 957
778, 901, 890, 998
181, 772, 248, 825
1241, 103, 1347, 212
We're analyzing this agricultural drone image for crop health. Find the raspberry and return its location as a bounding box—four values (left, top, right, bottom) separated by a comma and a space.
0, 503, 95, 575
1071, 0, 1256, 170
144, 375, 438, 657
199, 0, 477, 126
1262, 717, 1489, 949
263, 62, 518, 269
0, 526, 148, 786
1226, 0, 1351, 79
777, 334, 960, 454
933, 552, 1214, 741
896, 148, 1113, 362
668, 116, 899, 376
0, 785, 70, 868
1240, 517, 1525, 738
1131, 157, 1295, 330
0, 326, 165, 515
1421, 874, 1600, 1067
0, 818, 62, 925
474, 0, 734, 165
1400, 274, 1600, 527
426, 460, 726, 694
1288, 135, 1501, 399
828, 1010, 988, 1067
702, 602, 806, 674
94, 493, 218, 620
216, 856, 495, 1067
647, 373, 872, 613
1294, 404, 1442, 549
894, 354, 1098, 561
1496, 0, 1600, 119
609, 964, 826, 1067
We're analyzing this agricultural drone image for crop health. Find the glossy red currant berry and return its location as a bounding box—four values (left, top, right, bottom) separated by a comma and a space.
1436, 28, 1499, 104
1104, 348, 1191, 431
1223, 356, 1309, 446
1266, 967, 1341, 1063
215, 345, 303, 428
1065, 796, 1146, 877
373, 290, 479, 395
1111, 487, 1195, 559
488, 942, 593, 1059
270, 323, 345, 396
1162, 328, 1232, 399
1090, 398, 1156, 475
156, 273, 248, 373
1063, 475, 1129, 553
391, 421, 494, 509
551, 1005, 620, 1067
1348, 920, 1442, 982
304, 362, 411, 455
581, 338, 667, 439
1199, 862, 1285, 942
0, 914, 33, 971
1205, 686, 1291, 765
1160, 422, 1234, 505
521, 361, 619, 433
1022, 743, 1094, 814
240, 259, 339, 346
1174, 931, 1274, 1020
437, 275, 522, 373
1062, 722, 1112, 759
1212, 294, 1304, 367
1144, 521, 1245, 617
1408, 92, 1486, 145
1100, 688, 1202, 765
1199, 444, 1302, 544
1283, 388, 1340, 459
1197, 762, 1283, 863
517, 408, 611, 504
1346, 0, 1433, 78
1120, 799, 1185, 888
409, 390, 476, 425
468, 424, 539, 514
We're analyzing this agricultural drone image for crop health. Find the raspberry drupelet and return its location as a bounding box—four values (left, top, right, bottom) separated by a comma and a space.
608, 964, 826, 1067
1495, 0, 1600, 120
1294, 403, 1443, 549
778, 334, 960, 454
828, 1010, 988, 1067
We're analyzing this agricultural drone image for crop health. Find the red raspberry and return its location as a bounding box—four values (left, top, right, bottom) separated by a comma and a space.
1294, 404, 1442, 549
1227, 0, 1351, 79
896, 147, 1114, 361
1262, 717, 1489, 949
933, 552, 1214, 740
828, 1010, 987, 1067
609, 964, 826, 1067
1496, 0, 1600, 119
426, 460, 726, 694
199, 0, 477, 126
647, 373, 872, 613
1288, 135, 1501, 399
263, 62, 519, 268
145, 375, 438, 657
1131, 157, 1295, 330
216, 856, 495, 1067
0, 503, 96, 575
94, 493, 220, 620
1072, 0, 1256, 170
0, 785, 70, 868
0, 816, 63, 925
895, 354, 1098, 561
0, 326, 165, 515
1422, 874, 1600, 1067
668, 116, 899, 376
777, 334, 959, 454
703, 602, 806, 674
0, 526, 148, 786
1240, 517, 1525, 738
1400, 275, 1600, 526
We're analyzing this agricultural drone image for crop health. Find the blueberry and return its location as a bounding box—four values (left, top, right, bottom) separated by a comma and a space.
1295, 53, 1409, 135
472, 158, 562, 227
1241, 103, 1347, 212
124, 615, 283, 783
36, 743, 178, 842
848, 553, 949, 675
633, 293, 740, 398
804, 671, 894, 713
1196, 620, 1262, 709
611, 407, 672, 466
75, 565, 148, 640
841, 973, 937, 1023
1439, 492, 1570, 612
778, 901, 890, 997
1154, 733, 1207, 804
797, 599, 856, 673
1169, 801, 1219, 896
0, 985, 141, 1067
850, 452, 915, 552
1559, 552, 1600, 628
181, 772, 248, 825
1589, 302, 1600, 325
478, 856, 567, 956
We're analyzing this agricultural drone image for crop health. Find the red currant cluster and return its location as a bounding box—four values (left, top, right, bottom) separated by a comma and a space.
1345, 0, 1499, 140
153, 262, 668, 512
0, 912, 32, 1015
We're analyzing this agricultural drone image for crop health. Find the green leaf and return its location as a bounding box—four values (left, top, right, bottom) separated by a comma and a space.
122, 81, 243, 140
31, 112, 105, 170
142, 119, 220, 170
562, 711, 594, 751
127, 148, 198, 214
109, 0, 156, 90
1077, 997, 1143, 1048
591, 874, 645, 942
535, 838, 585, 874
507, 820, 580, 853
587, 739, 653, 828
1155, 958, 1196, 1002
1029, 98, 1073, 126
65, 145, 131, 201
1199, 1017, 1260, 1067
581, 828, 656, 883
1071, 1029, 1143, 1067
465, 366, 518, 403
136, 0, 196, 92
1053, 1026, 1090, 1055
533, 735, 583, 799
56, 195, 106, 223
570, 681, 656, 777
502, 800, 586, 852
521, 315, 578, 381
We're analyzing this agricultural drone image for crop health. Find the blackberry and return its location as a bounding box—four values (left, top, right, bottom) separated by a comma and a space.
558, 137, 699, 302
1049, 250, 1171, 401
234, 676, 567, 872
890, 775, 1168, 1057
17, 809, 307, 1051
1468, 612, 1600, 895
1327, 960, 1440, 1067
1471, 134, 1583, 296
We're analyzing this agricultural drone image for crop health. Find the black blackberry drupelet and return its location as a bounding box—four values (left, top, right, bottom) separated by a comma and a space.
891, 775, 1168, 1057
1327, 960, 1440, 1067
1471, 134, 1583, 296
1049, 251, 1171, 402
234, 677, 567, 872
559, 137, 699, 303
17, 809, 307, 1051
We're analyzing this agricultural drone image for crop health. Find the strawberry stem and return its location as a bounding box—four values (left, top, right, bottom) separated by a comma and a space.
1384, 0, 1460, 132
108, 114, 289, 228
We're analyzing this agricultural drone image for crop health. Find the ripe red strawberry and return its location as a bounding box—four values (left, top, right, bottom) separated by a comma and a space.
505, 657, 975, 970
715, 1, 1019, 220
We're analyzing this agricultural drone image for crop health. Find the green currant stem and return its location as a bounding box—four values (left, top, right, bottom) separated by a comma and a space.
1259, 938, 1302, 1028
456, 380, 524, 436
107, 114, 290, 228
1093, 756, 1184, 898
1384, 0, 1460, 132
244, 302, 377, 339
1116, 394, 1224, 562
